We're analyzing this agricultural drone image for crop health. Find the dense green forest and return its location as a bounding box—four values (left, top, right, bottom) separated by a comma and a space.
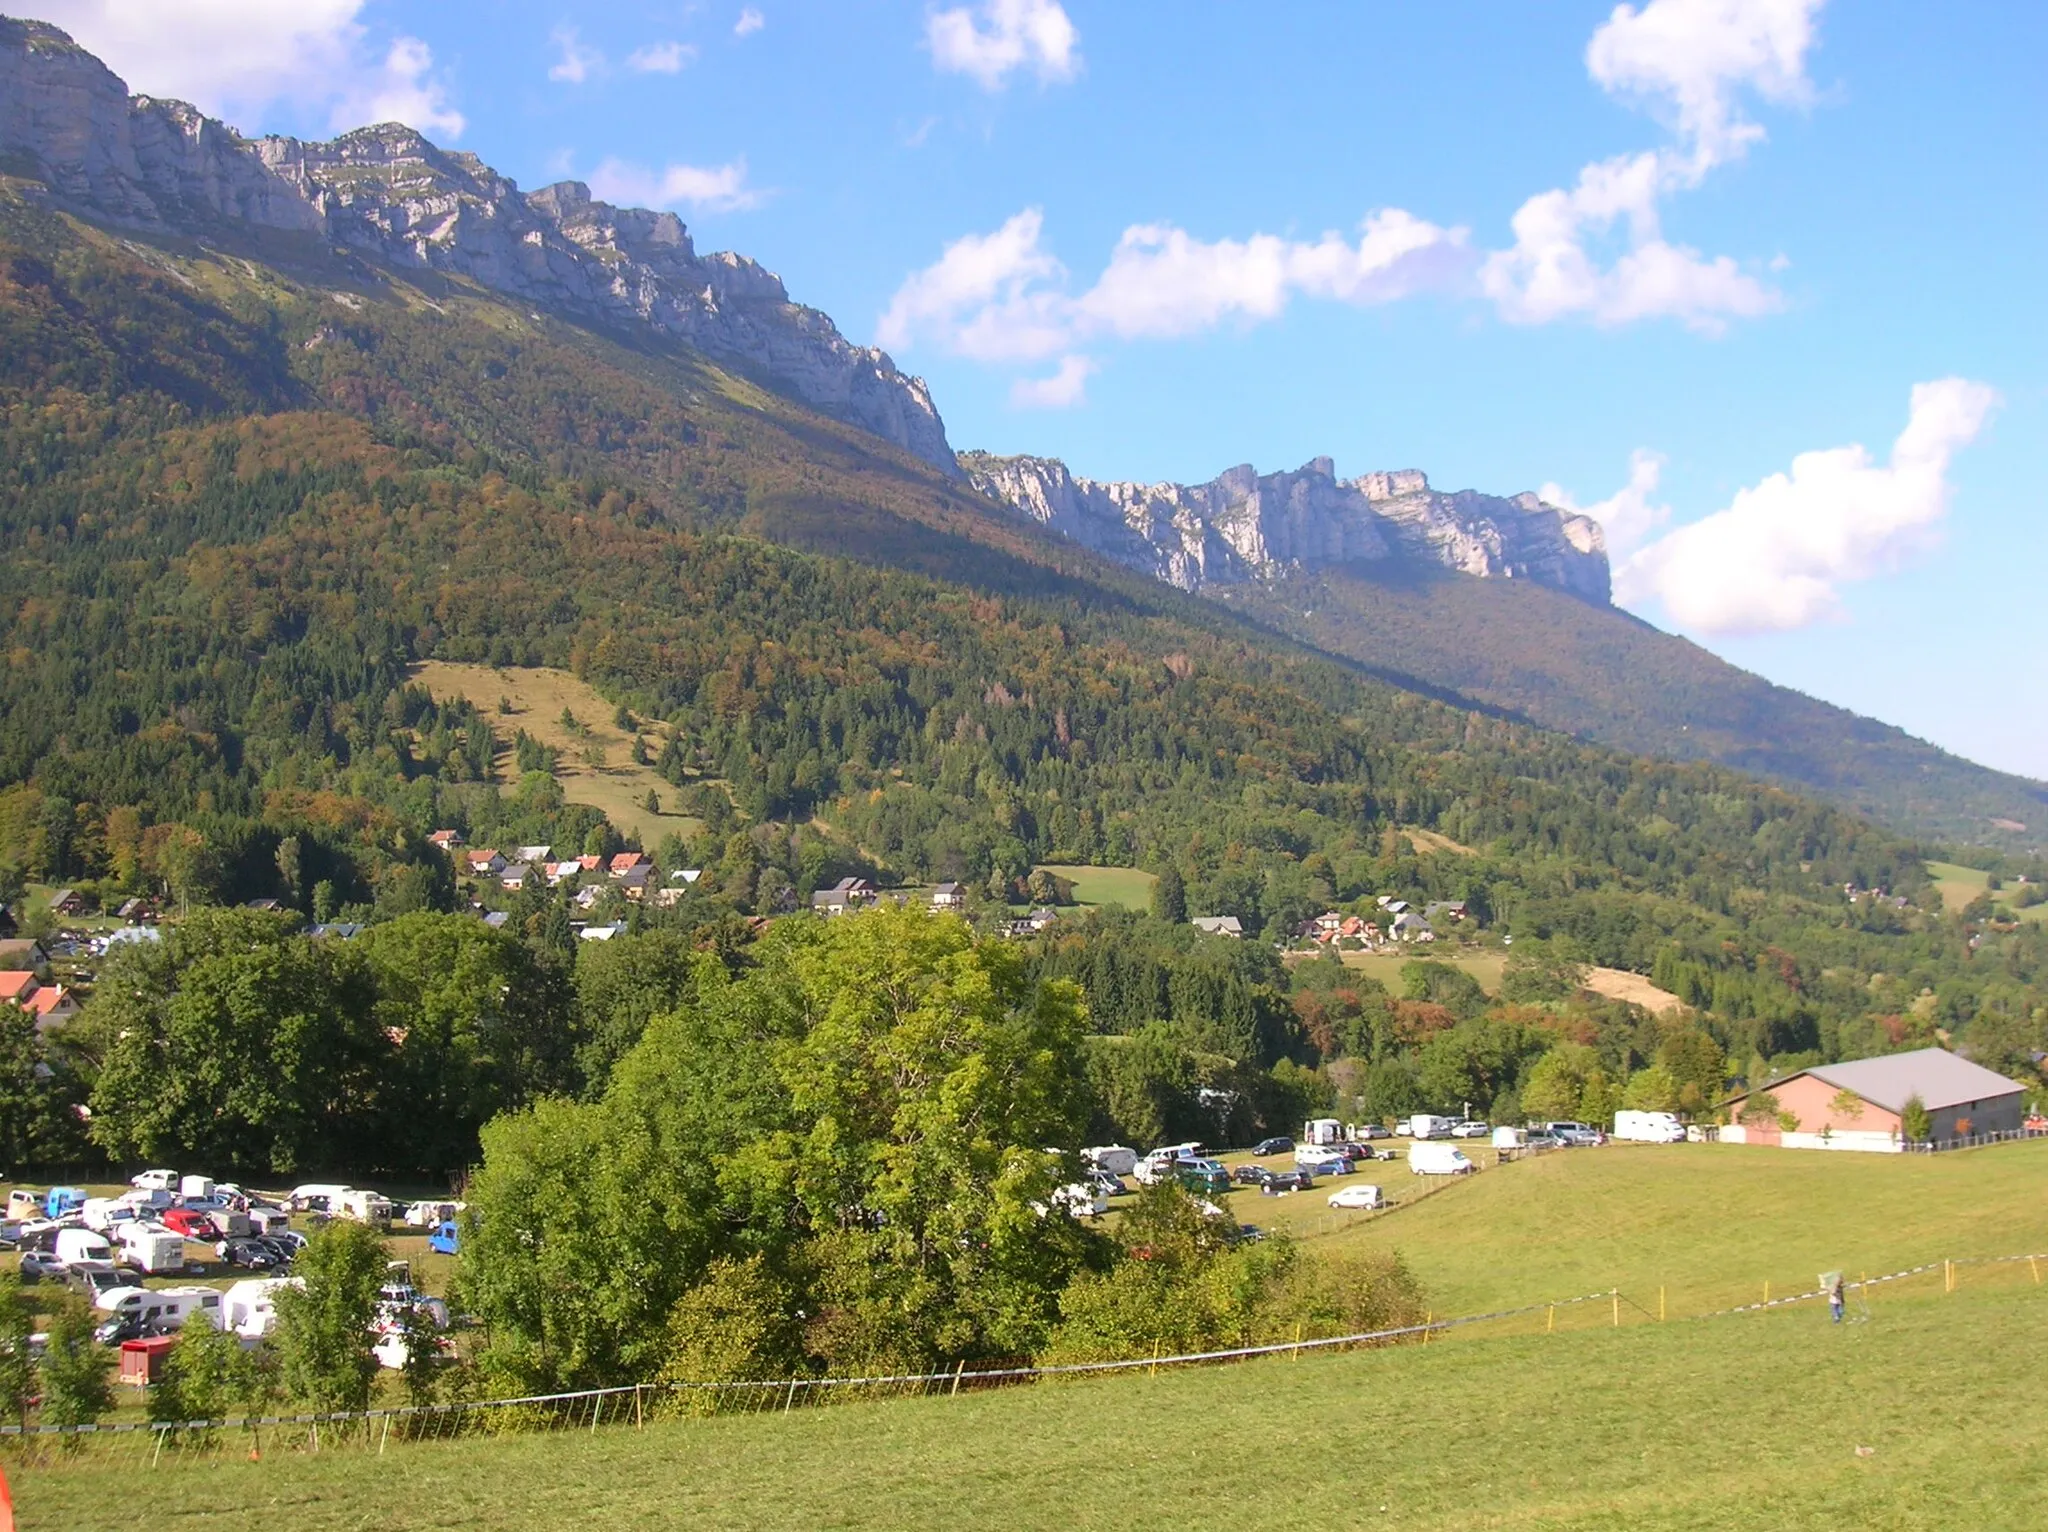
1, 189, 2045, 1186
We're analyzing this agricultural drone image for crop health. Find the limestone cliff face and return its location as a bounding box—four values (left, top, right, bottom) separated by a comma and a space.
964, 453, 1611, 602
0, 18, 956, 472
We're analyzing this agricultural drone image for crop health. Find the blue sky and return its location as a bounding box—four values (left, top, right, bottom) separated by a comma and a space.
38, 1, 2048, 778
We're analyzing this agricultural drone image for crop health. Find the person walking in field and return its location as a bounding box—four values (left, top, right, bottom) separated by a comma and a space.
1827, 1272, 1846, 1324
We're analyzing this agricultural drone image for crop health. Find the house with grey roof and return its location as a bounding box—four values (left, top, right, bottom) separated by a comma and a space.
1723, 1047, 2027, 1151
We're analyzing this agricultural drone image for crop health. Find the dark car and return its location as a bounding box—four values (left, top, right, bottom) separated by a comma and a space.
217, 1238, 280, 1270
1232, 1164, 1277, 1187
1252, 1136, 1295, 1157
1523, 1130, 1565, 1150
1261, 1169, 1315, 1194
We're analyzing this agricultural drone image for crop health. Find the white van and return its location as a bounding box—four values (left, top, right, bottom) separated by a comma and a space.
54, 1227, 113, 1265
223, 1277, 303, 1339
1491, 1125, 1527, 1150
403, 1199, 462, 1229
1081, 1146, 1138, 1178
1613, 1110, 1686, 1144
1407, 1142, 1475, 1176
115, 1222, 188, 1274
1406, 1114, 1456, 1141
130, 1169, 180, 1192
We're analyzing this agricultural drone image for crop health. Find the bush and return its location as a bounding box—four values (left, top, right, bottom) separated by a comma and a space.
38, 1300, 112, 1430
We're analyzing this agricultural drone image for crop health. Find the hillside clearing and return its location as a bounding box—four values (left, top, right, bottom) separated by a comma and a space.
1927, 859, 2046, 923
1580, 966, 1685, 1012
1400, 826, 1475, 856
408, 663, 701, 846
1034, 864, 1157, 909
1335, 947, 1509, 992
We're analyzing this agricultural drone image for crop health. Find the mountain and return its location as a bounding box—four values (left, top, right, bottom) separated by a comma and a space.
962, 453, 1610, 601
0, 16, 955, 472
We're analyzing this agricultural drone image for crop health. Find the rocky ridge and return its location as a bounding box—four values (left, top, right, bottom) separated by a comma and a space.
963, 452, 1611, 602
0, 17, 955, 471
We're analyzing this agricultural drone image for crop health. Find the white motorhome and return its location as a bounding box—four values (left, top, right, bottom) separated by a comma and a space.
81, 1197, 137, 1234
1081, 1146, 1138, 1178
54, 1227, 112, 1265
403, 1200, 462, 1229
222, 1277, 303, 1339
1407, 1142, 1475, 1176
1613, 1110, 1686, 1144
97, 1285, 220, 1332
115, 1222, 187, 1274
336, 1189, 394, 1227
1405, 1115, 1456, 1141
288, 1183, 353, 1212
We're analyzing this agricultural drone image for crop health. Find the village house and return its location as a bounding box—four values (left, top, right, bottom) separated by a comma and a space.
608, 852, 649, 878
427, 829, 465, 853
1722, 1047, 2028, 1151
466, 849, 507, 878
1191, 915, 1244, 938
619, 866, 653, 901
48, 889, 85, 917
515, 845, 552, 866
0, 970, 38, 1005
811, 877, 879, 916
0, 939, 46, 970
1389, 912, 1433, 942
930, 881, 966, 910
1004, 907, 1060, 939
23, 984, 78, 1031
499, 863, 533, 891
481, 911, 511, 930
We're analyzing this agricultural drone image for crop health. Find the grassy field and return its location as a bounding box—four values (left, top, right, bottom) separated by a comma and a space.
408, 662, 702, 847
1325, 948, 1682, 1013
1035, 864, 1157, 910
1927, 859, 2046, 923
14, 1144, 2048, 1527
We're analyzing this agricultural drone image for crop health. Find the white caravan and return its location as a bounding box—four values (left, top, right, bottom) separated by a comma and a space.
114, 1222, 187, 1274
1613, 1110, 1686, 1144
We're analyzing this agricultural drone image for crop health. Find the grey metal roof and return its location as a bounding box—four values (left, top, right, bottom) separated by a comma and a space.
1801, 1048, 2024, 1113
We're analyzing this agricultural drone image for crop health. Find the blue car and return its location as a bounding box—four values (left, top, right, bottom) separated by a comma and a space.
427, 1220, 460, 1256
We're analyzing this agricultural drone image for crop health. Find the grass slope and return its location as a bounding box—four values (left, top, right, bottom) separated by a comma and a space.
1034, 864, 1158, 910
408, 663, 701, 847
1216, 564, 2048, 852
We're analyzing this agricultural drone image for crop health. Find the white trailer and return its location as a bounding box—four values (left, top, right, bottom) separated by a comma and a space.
1081, 1146, 1138, 1177
1406, 1114, 1456, 1141
1613, 1110, 1686, 1143
115, 1222, 188, 1274
336, 1189, 394, 1227
178, 1175, 215, 1202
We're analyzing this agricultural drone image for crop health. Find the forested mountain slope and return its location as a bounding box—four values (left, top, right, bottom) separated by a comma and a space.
1210, 565, 2048, 852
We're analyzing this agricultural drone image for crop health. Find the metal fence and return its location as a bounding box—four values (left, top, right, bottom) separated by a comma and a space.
5, 1250, 2042, 1473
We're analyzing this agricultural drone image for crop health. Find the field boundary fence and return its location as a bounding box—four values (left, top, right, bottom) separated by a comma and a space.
5, 1250, 2042, 1473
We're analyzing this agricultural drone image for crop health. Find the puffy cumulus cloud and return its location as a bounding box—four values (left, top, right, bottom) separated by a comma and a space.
34, 0, 464, 136
1618, 379, 2000, 633
338, 36, 465, 139
586, 157, 765, 214
1541, 448, 1671, 555
548, 25, 604, 84
1484, 0, 1824, 330
735, 8, 766, 38
877, 207, 1469, 363
1009, 354, 1095, 410
1587, 0, 1822, 174
626, 41, 696, 75
928, 0, 1079, 90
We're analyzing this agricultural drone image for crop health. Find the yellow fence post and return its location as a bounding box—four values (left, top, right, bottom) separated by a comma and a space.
1423, 1312, 1431, 1346
1546, 1305, 1555, 1334
2030, 1256, 2040, 1286
1611, 1290, 1619, 1328
1659, 1286, 1666, 1322
1763, 1279, 1770, 1306
1292, 1323, 1302, 1362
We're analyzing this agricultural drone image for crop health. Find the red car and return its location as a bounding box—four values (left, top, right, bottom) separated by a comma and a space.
160, 1208, 211, 1238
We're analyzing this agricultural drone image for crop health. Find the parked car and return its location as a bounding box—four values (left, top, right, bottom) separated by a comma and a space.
17, 1251, 66, 1283
161, 1207, 214, 1238
1262, 1169, 1315, 1193
1327, 1183, 1384, 1210
65, 1261, 143, 1298
1173, 1159, 1231, 1196
1252, 1136, 1295, 1157
1523, 1130, 1566, 1151
1084, 1168, 1128, 1198
427, 1221, 460, 1257
1545, 1121, 1604, 1147
216, 1238, 281, 1270
1232, 1164, 1275, 1187
1450, 1120, 1491, 1139
1298, 1155, 1349, 1178
1354, 1124, 1392, 1141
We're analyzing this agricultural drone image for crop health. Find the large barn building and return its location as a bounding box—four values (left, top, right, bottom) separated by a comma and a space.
1721, 1047, 2027, 1152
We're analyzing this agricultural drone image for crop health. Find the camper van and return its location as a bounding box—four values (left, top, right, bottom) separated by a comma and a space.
44, 1187, 86, 1218
1407, 1142, 1475, 1176
115, 1222, 188, 1275
1081, 1146, 1139, 1178
288, 1183, 353, 1213
222, 1277, 303, 1339
1300, 1117, 1346, 1147
404, 1200, 462, 1229
95, 1285, 221, 1335
54, 1227, 113, 1265
1405, 1115, 1456, 1141
1613, 1110, 1686, 1144
81, 1197, 138, 1234
336, 1189, 394, 1227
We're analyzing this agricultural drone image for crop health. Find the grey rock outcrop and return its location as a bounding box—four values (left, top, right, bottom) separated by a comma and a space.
0, 17, 955, 472
965, 453, 1610, 602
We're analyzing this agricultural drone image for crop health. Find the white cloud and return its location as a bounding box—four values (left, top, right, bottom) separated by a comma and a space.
1009, 355, 1094, 410
587, 157, 766, 214
32, 0, 464, 136
1618, 379, 2000, 633
878, 206, 1469, 363
928, 0, 1079, 90
735, 7, 766, 38
1483, 0, 1824, 331
1587, 0, 1821, 174
626, 40, 696, 75
548, 25, 604, 84
339, 36, 465, 139
1541, 448, 1671, 555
